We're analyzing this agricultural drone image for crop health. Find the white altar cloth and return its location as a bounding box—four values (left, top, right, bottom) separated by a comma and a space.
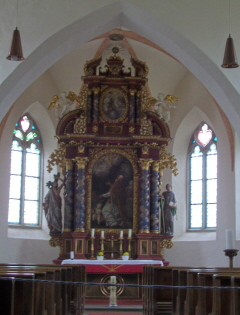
61, 259, 163, 266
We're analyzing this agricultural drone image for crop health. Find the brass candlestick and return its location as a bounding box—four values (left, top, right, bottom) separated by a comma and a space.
100, 237, 105, 253
127, 237, 132, 259
119, 238, 123, 257
224, 249, 239, 269
89, 237, 96, 260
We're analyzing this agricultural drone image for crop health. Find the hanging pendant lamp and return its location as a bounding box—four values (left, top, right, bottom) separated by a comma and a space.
221, 35, 239, 68
6, 27, 25, 61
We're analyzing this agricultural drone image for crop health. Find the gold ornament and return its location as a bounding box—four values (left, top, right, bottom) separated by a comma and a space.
47, 143, 66, 174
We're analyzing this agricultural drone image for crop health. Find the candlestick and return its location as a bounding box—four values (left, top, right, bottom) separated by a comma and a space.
101, 230, 104, 238
224, 249, 239, 269
91, 228, 95, 238
89, 237, 96, 260
226, 229, 234, 249
120, 230, 123, 239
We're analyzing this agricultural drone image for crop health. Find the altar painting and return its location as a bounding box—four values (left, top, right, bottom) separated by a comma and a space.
91, 153, 133, 229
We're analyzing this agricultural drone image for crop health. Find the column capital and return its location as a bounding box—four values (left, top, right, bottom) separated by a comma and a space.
139, 158, 153, 170
75, 157, 88, 169
65, 159, 74, 170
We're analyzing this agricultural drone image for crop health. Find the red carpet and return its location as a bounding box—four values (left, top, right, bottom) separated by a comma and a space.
87, 313, 142, 315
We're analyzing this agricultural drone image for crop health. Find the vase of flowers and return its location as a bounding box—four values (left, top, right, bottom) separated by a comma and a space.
97, 251, 104, 260
122, 252, 129, 260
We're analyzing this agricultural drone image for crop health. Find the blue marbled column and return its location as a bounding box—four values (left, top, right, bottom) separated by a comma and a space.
136, 92, 141, 123
129, 90, 136, 123
64, 159, 74, 231
139, 159, 152, 233
93, 88, 99, 122
75, 157, 88, 232
150, 163, 160, 233
87, 90, 93, 123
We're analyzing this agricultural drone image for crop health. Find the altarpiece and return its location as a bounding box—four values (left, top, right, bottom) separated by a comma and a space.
46, 44, 178, 265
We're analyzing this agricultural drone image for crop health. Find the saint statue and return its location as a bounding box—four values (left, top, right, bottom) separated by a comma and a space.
43, 173, 64, 233
160, 184, 177, 235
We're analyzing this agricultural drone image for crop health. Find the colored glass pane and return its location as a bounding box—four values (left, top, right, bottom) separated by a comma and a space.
20, 115, 30, 132
14, 130, 23, 140
26, 132, 38, 141
197, 123, 212, 146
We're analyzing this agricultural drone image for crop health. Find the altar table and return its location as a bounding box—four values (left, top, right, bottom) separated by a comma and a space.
61, 259, 163, 273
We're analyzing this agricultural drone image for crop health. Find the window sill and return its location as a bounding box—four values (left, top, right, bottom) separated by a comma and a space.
174, 231, 216, 242
8, 226, 50, 240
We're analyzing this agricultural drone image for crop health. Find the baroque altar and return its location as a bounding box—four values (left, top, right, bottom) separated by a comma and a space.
46, 40, 178, 265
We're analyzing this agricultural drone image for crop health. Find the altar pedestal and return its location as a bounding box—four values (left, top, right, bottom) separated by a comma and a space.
62, 259, 163, 301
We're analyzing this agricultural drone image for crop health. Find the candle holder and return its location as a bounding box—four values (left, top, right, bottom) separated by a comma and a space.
100, 237, 105, 253
224, 249, 239, 269
127, 237, 132, 259
89, 237, 96, 260
119, 237, 123, 257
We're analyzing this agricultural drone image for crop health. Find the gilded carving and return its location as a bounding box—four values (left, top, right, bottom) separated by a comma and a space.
92, 87, 100, 95
78, 144, 85, 153
159, 145, 178, 176
129, 89, 136, 96
140, 115, 153, 135
160, 238, 173, 249
75, 157, 89, 169
152, 161, 159, 172
49, 237, 63, 255
92, 125, 98, 133
131, 57, 149, 78
73, 110, 86, 134
142, 145, 149, 155
84, 56, 102, 75
47, 143, 66, 174
66, 158, 74, 170
129, 126, 135, 133
67, 86, 89, 110
139, 158, 153, 170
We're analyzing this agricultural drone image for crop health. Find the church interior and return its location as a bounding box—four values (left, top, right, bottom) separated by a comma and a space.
1, 0, 240, 314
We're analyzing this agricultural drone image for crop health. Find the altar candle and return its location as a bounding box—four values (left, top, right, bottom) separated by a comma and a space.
101, 230, 104, 238
120, 230, 123, 238
226, 229, 235, 249
91, 228, 95, 238
128, 229, 132, 238
70, 251, 74, 260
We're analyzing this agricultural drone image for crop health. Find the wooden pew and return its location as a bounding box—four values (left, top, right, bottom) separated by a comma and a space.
0, 264, 86, 315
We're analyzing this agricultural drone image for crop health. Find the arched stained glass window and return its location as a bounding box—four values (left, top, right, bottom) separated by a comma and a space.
8, 114, 42, 226
188, 123, 217, 230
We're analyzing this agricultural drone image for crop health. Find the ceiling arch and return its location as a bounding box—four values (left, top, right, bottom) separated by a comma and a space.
0, 1, 240, 137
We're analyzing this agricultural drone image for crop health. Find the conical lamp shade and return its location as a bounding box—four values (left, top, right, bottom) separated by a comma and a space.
221, 35, 239, 68
6, 27, 25, 61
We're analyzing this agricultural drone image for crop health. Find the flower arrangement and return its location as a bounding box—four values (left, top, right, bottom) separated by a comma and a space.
97, 251, 104, 256
122, 252, 130, 260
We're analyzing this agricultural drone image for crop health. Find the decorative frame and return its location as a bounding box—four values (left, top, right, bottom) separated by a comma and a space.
86, 148, 139, 234
99, 88, 128, 123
